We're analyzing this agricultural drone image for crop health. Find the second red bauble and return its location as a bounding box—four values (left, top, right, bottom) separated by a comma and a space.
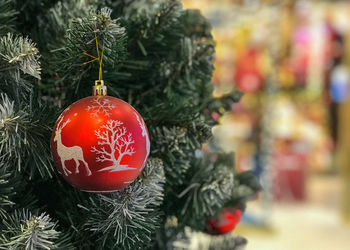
50, 96, 150, 192
208, 208, 243, 235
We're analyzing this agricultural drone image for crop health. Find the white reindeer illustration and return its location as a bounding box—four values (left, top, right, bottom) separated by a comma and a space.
134, 112, 150, 171
91, 120, 136, 172
54, 116, 92, 176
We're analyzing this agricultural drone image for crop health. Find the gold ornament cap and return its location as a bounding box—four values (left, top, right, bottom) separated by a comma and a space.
93, 80, 107, 96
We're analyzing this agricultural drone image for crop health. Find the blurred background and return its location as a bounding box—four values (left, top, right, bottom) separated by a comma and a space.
183, 0, 350, 249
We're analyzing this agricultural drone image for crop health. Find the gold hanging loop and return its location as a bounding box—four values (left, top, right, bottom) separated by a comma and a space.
83, 32, 107, 96
93, 80, 107, 96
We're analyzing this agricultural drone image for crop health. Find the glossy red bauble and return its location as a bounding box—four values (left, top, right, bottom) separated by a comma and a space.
50, 96, 150, 192
208, 208, 243, 235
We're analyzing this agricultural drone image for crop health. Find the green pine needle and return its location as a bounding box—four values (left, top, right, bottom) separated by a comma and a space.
0, 93, 55, 178
0, 209, 73, 250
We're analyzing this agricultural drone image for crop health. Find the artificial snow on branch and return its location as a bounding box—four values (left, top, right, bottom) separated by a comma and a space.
0, 209, 73, 250
83, 158, 165, 249
0, 93, 54, 178
0, 33, 41, 79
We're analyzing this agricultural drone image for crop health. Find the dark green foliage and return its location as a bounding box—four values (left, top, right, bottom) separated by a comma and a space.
0, 169, 15, 218
0, 0, 259, 249
14, 0, 59, 48
0, 0, 17, 37
228, 171, 262, 210
42, 0, 100, 50
0, 162, 40, 221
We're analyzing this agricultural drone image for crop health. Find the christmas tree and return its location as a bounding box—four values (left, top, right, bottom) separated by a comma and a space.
0, 0, 260, 249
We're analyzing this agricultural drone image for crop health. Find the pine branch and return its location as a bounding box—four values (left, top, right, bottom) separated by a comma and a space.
50, 7, 127, 101
0, 33, 41, 80
123, 0, 182, 37
0, 93, 55, 178
226, 171, 262, 209
151, 126, 194, 186
107, 4, 215, 123
207, 89, 244, 120
0, 163, 38, 220
43, 0, 100, 49
0, 168, 15, 218
159, 10, 215, 100
150, 120, 211, 189
171, 227, 247, 250
0, 209, 74, 250
0, 0, 17, 37
83, 158, 165, 249
174, 154, 236, 230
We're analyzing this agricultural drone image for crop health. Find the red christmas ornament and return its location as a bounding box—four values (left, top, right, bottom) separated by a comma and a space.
50, 95, 150, 192
208, 208, 243, 235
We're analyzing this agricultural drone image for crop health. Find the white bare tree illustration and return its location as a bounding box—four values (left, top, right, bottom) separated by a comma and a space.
86, 98, 116, 117
91, 120, 136, 172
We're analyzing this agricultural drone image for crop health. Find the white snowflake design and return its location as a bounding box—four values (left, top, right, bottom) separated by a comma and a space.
86, 98, 116, 117
134, 112, 150, 171
91, 120, 136, 172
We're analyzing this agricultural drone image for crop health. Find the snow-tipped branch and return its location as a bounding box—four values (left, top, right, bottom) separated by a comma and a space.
0, 93, 54, 178
84, 158, 165, 249
0, 33, 41, 80
0, 209, 73, 250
